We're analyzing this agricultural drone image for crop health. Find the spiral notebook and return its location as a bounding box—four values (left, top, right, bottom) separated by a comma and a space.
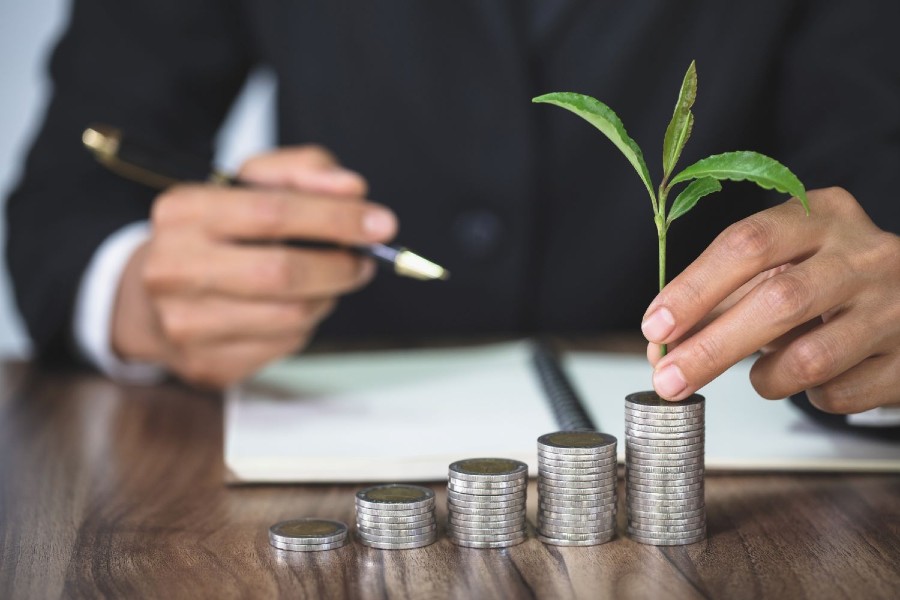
224, 341, 900, 483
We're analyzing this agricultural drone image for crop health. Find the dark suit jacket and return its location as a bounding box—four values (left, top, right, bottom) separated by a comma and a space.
6, 0, 900, 361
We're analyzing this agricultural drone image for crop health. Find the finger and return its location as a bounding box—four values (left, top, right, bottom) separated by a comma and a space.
651, 253, 855, 400
145, 241, 376, 300
153, 185, 397, 244
171, 335, 308, 389
759, 317, 821, 355
806, 353, 900, 414
749, 309, 883, 400
157, 297, 335, 345
641, 198, 821, 345
238, 146, 368, 196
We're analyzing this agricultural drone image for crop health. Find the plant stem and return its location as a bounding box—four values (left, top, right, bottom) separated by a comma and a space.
658, 230, 667, 357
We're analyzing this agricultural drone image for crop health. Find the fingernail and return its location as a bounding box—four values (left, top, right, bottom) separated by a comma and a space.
641, 307, 675, 342
653, 363, 688, 399
363, 207, 397, 239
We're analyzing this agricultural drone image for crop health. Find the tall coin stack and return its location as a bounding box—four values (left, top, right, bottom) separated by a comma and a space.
625, 391, 706, 545
446, 458, 528, 548
536, 431, 618, 546
355, 484, 438, 550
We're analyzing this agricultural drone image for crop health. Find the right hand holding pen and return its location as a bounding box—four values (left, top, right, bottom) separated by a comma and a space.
111, 146, 397, 388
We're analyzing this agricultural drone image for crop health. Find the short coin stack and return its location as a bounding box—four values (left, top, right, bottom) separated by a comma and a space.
446, 458, 528, 548
625, 391, 706, 545
355, 484, 438, 550
536, 431, 618, 546
268, 518, 349, 552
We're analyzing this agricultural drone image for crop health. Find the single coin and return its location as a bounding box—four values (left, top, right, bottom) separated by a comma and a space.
538, 495, 617, 509
626, 490, 705, 504
628, 515, 706, 530
624, 462, 703, 475
538, 486, 617, 500
538, 503, 617, 516
449, 458, 529, 482
625, 430, 705, 442
627, 501, 705, 514
627, 480, 703, 494
625, 423, 705, 436
537, 431, 618, 454
537, 453, 618, 468
538, 462, 617, 476
446, 502, 526, 516
356, 523, 438, 537
628, 519, 707, 533
448, 478, 527, 492
358, 537, 437, 550
447, 529, 528, 543
269, 518, 349, 545
626, 448, 704, 462
447, 489, 526, 505
625, 414, 704, 427
538, 512, 616, 524
628, 531, 706, 546
447, 521, 526, 541
449, 517, 526, 532
270, 538, 348, 552
448, 481, 527, 496
449, 508, 526, 522
357, 530, 436, 544
538, 517, 616, 531
538, 477, 617, 491
626, 437, 705, 449
626, 472, 704, 485
451, 537, 527, 549
627, 505, 705, 519
538, 522, 617, 535
537, 529, 617, 542
538, 470, 616, 483
355, 507, 434, 520
355, 512, 435, 527
539, 509, 617, 522
625, 455, 705, 469
355, 484, 435, 510
536, 533, 614, 546
625, 407, 705, 420
626, 391, 705, 410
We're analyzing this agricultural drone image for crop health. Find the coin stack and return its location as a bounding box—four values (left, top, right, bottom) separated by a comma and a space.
268, 518, 349, 552
536, 431, 618, 546
446, 458, 528, 548
625, 391, 706, 545
355, 484, 438, 550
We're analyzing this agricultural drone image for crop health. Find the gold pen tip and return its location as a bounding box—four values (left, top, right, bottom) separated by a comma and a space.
82, 124, 121, 158
394, 249, 450, 281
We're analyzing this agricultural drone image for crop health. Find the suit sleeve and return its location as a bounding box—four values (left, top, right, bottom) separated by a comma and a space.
775, 0, 900, 232
4, 0, 253, 361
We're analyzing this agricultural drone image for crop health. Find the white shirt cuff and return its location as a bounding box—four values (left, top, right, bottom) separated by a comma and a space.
73, 221, 167, 384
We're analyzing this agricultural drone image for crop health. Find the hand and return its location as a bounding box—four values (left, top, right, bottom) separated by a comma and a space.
111, 146, 397, 388
642, 187, 900, 413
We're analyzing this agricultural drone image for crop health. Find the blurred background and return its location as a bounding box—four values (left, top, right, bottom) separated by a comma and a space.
0, 0, 274, 359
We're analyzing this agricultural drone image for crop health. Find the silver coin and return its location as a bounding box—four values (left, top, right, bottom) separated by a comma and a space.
625, 413, 704, 426
355, 512, 435, 526
539, 510, 616, 522
626, 490, 705, 505
538, 504, 617, 517
356, 522, 437, 536
446, 502, 525, 516
448, 529, 527, 543
270, 538, 347, 552
450, 536, 527, 549
626, 472, 703, 486
538, 469, 616, 483
448, 458, 529, 482
357, 530, 436, 544
447, 490, 526, 505
355, 503, 433, 518
627, 501, 705, 515
629, 534, 706, 546
627, 505, 705, 519
625, 456, 705, 469
449, 507, 526, 522
538, 476, 616, 490
628, 516, 706, 530
538, 523, 616, 536
448, 481, 527, 496
537, 431, 617, 454
537, 529, 617, 542
449, 519, 526, 533
447, 486, 526, 500
448, 476, 527, 490
626, 484, 704, 497
626, 425, 705, 438
538, 495, 617, 509
448, 523, 527, 537
537, 452, 618, 467
624, 401, 705, 415
358, 537, 437, 550
626, 390, 704, 409
627, 480, 703, 494
626, 447, 704, 461
268, 518, 348, 545
625, 462, 703, 474
536, 532, 614, 546
625, 407, 705, 421
626, 437, 705, 449
538, 485, 617, 499
538, 515, 616, 529
538, 461, 617, 476
628, 522, 707, 536
538, 511, 616, 526
538, 447, 618, 464
355, 484, 435, 510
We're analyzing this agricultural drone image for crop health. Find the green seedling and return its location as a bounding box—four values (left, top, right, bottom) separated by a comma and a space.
533, 61, 809, 356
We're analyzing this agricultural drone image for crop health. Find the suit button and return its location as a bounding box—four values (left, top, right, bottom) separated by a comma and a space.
452, 209, 503, 259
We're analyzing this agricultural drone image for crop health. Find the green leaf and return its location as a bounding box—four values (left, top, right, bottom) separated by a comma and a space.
533, 92, 656, 203
669, 151, 809, 213
662, 61, 697, 180
666, 177, 722, 225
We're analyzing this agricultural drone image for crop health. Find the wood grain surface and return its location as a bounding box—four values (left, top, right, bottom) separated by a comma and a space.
1, 361, 898, 599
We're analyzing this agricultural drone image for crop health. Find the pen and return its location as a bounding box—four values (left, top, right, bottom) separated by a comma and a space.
81, 124, 450, 281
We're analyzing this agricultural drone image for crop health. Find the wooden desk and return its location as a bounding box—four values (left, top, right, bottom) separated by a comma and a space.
1, 361, 898, 599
